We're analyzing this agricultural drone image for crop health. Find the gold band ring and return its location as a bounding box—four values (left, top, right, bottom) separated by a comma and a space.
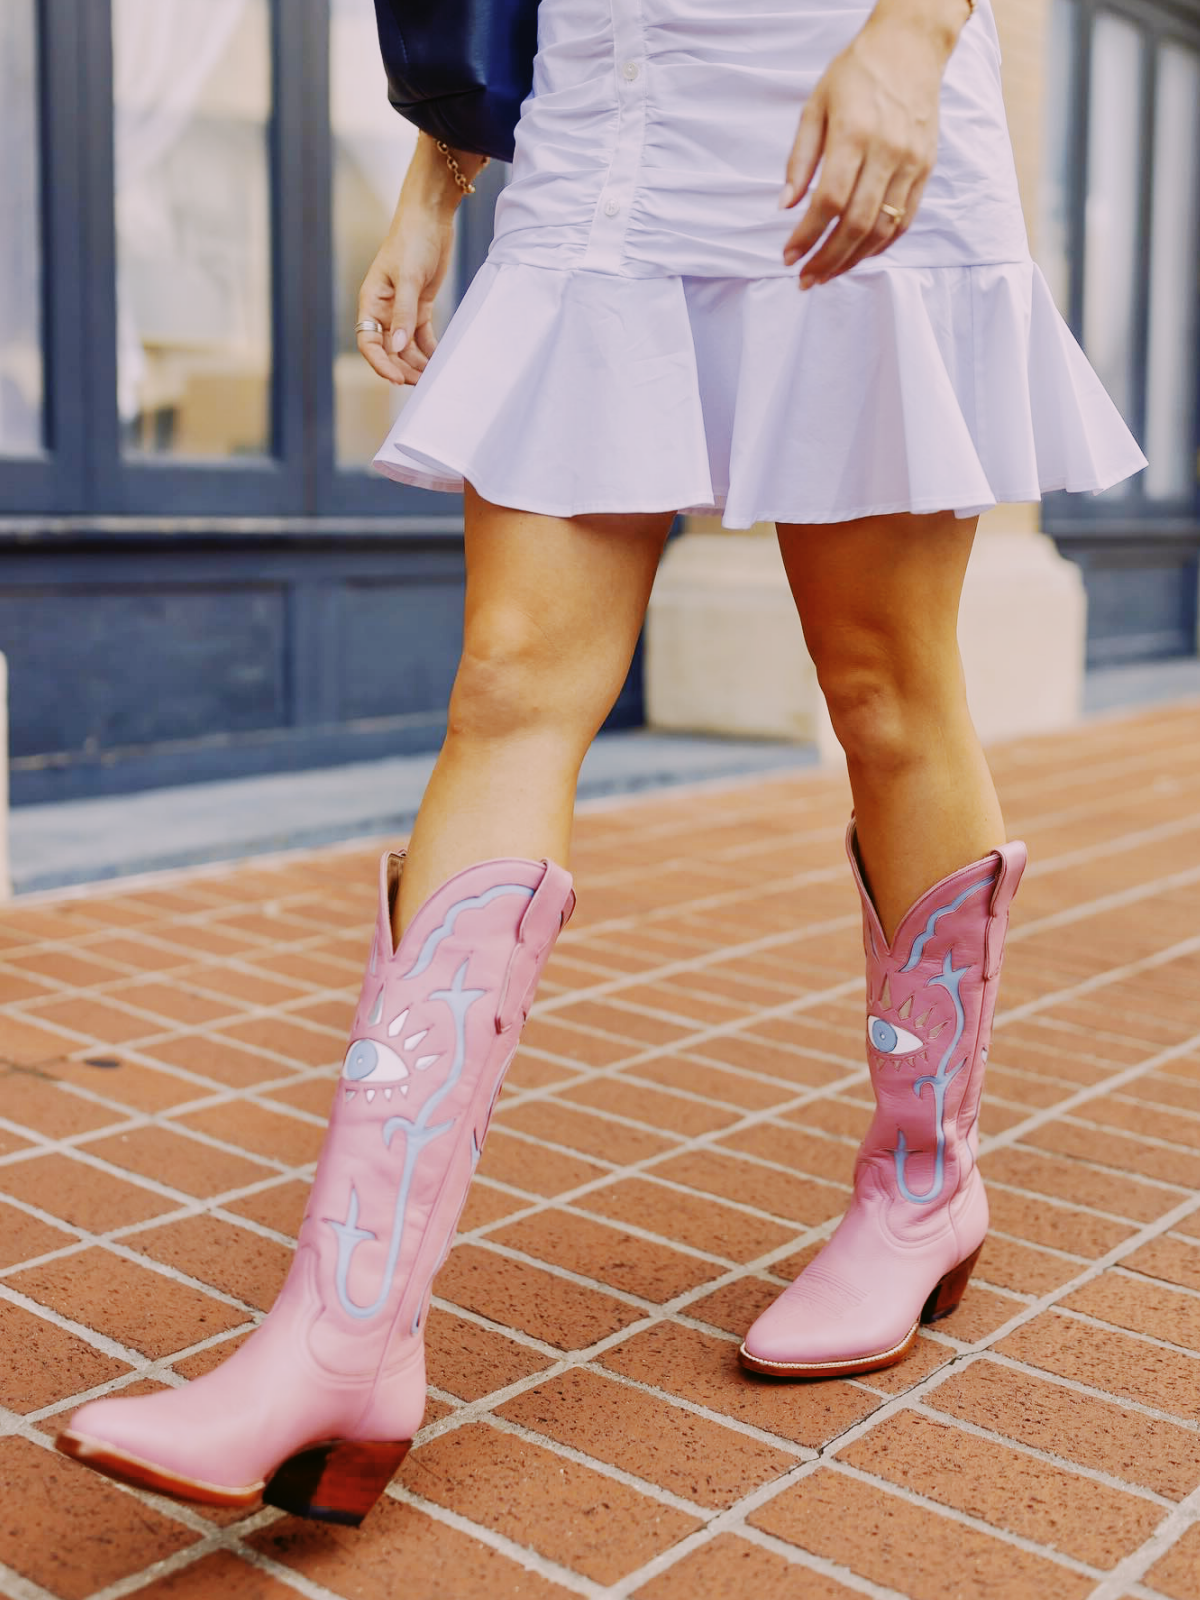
880, 203, 906, 225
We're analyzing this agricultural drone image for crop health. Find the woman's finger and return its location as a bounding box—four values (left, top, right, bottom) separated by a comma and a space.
413, 319, 439, 361
834, 201, 905, 277
783, 133, 863, 266
384, 276, 424, 376
801, 148, 910, 286
793, 142, 896, 286
357, 264, 413, 384
836, 184, 910, 276
356, 327, 421, 386
396, 336, 430, 373
387, 322, 429, 371
780, 91, 827, 210
860, 167, 929, 261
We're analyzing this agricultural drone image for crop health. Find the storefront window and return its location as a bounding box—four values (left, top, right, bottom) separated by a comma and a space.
112, 0, 272, 459
330, 0, 459, 466
0, 2, 43, 457
1144, 41, 1200, 502
1037, 0, 1077, 316
1081, 9, 1144, 465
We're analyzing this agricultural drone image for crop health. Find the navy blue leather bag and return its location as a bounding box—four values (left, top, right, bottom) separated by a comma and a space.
373, 0, 541, 163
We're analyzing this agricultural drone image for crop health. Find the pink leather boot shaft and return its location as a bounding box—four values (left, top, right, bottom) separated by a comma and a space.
740, 823, 1025, 1376
60, 855, 574, 1504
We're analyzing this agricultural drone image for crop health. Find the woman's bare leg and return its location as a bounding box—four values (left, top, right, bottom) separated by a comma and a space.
397, 484, 675, 936
776, 510, 1004, 941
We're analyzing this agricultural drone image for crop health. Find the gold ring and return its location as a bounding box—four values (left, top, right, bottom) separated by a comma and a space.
880, 203, 905, 225
355, 317, 383, 336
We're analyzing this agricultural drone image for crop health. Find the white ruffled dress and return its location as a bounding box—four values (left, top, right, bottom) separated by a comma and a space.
374, 0, 1146, 526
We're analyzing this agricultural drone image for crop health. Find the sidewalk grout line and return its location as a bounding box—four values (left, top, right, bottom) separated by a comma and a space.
905, 1399, 1180, 1508
0, 1560, 61, 1600
823, 1456, 1108, 1576
380, 1482, 612, 1599
976, 1348, 1200, 1432
1085, 1477, 1200, 1600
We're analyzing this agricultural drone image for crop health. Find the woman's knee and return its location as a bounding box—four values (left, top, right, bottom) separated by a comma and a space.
811, 634, 965, 773
447, 608, 622, 745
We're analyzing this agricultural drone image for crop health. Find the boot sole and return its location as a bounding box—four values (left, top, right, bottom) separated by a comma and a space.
737, 1243, 984, 1380
55, 1431, 410, 1526
55, 1430, 264, 1509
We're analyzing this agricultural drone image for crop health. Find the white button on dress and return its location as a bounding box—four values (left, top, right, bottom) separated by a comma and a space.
375, 0, 1146, 525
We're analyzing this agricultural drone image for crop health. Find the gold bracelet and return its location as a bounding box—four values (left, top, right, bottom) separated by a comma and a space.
436, 139, 488, 196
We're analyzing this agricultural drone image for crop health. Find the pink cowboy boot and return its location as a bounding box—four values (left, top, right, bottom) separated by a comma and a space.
740, 821, 1025, 1379
58, 854, 574, 1523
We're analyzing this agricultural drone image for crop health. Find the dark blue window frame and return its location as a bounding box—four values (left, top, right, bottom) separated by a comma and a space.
1044, 0, 1200, 540
1042, 0, 1200, 663
2, 0, 90, 513
0, 0, 492, 523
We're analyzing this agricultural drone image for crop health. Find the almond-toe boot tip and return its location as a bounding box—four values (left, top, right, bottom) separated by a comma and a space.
738, 1322, 920, 1379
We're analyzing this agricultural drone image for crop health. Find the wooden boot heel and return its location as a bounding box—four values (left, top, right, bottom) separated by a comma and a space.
263, 1439, 411, 1526
920, 1243, 984, 1324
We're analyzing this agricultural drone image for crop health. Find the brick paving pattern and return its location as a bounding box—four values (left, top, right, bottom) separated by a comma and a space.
2, 700, 1199, 1599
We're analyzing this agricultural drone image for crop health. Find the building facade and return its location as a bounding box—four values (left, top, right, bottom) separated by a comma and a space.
1006, 0, 1200, 662
1, 0, 1197, 806
0, 0, 643, 807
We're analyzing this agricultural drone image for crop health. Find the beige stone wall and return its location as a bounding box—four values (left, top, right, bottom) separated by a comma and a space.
979, 0, 1052, 536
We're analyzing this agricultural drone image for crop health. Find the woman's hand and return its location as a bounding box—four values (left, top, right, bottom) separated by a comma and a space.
780, 1, 965, 289
357, 133, 487, 384
356, 211, 456, 386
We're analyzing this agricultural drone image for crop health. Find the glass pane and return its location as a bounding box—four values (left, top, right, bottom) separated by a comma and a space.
1036, 0, 1077, 315
330, 0, 459, 466
113, 0, 272, 459
1082, 10, 1144, 452
1144, 42, 1200, 502
0, 1, 43, 457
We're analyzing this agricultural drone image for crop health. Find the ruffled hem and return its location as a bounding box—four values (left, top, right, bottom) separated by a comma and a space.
372, 259, 1146, 528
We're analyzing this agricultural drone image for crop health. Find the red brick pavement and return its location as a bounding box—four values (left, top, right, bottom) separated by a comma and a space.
2, 700, 1200, 1598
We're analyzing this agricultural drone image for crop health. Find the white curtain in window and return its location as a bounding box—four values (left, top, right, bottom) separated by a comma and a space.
330, 0, 416, 211
1144, 42, 1200, 500
1082, 11, 1144, 429
112, 0, 250, 420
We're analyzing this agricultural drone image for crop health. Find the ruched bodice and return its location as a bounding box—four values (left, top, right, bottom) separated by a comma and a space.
374, 0, 1146, 525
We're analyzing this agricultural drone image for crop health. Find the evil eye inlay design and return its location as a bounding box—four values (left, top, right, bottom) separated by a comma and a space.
342, 1038, 410, 1083
867, 1015, 924, 1056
